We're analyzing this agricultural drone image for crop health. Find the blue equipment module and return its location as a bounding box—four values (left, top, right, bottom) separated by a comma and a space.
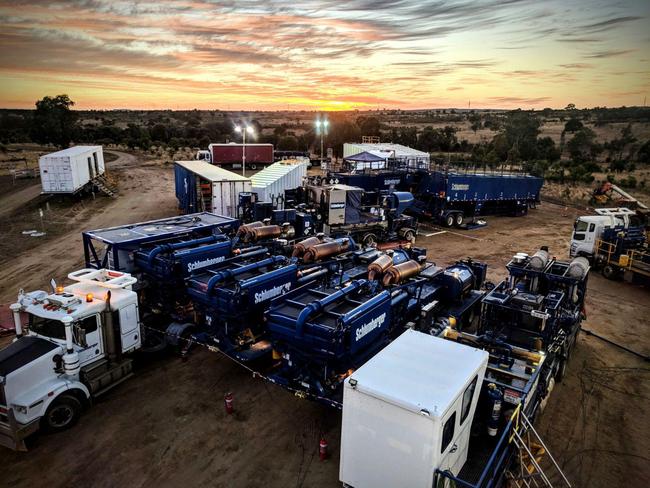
83, 212, 239, 272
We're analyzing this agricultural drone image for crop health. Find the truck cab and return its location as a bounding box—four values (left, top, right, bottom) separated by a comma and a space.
340, 329, 488, 488
570, 208, 636, 259
0, 269, 141, 450
195, 149, 212, 163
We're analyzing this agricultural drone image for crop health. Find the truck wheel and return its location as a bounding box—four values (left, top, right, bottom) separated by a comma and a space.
249, 164, 257, 170
602, 264, 618, 280
445, 214, 454, 227
362, 233, 378, 247
42, 395, 82, 433
454, 213, 464, 227
403, 229, 416, 243
556, 359, 567, 383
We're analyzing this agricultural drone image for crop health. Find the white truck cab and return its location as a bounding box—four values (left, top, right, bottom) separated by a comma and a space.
570, 208, 637, 259
0, 269, 141, 450
195, 149, 211, 163
339, 329, 488, 488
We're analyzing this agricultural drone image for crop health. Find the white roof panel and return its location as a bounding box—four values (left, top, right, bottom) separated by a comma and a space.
175, 161, 250, 182
42, 146, 102, 158
349, 329, 488, 417
345, 143, 429, 158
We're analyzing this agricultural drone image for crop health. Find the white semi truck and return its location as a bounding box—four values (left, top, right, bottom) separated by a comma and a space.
0, 269, 142, 451
570, 208, 649, 280
340, 329, 569, 488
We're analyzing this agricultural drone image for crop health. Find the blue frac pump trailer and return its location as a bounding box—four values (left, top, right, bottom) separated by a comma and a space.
265, 252, 488, 402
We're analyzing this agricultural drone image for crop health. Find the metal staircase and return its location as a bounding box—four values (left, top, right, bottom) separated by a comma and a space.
92, 175, 118, 197
506, 413, 571, 488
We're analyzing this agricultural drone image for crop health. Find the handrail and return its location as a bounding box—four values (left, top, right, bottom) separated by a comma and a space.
434, 403, 522, 488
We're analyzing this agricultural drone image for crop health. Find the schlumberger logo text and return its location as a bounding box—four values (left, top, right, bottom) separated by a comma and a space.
355, 312, 387, 341
254, 282, 292, 304
187, 256, 226, 273
451, 183, 470, 191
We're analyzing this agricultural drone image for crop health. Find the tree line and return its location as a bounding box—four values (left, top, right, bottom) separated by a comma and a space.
1, 95, 648, 189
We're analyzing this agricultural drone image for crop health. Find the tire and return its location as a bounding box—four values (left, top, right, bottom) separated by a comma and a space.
403, 229, 416, 243
445, 214, 455, 227
556, 359, 567, 383
42, 395, 82, 433
454, 213, 464, 227
362, 233, 378, 247
538, 377, 555, 414
249, 163, 257, 170
602, 264, 618, 280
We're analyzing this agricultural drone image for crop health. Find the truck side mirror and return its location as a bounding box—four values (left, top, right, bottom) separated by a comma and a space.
74, 324, 88, 348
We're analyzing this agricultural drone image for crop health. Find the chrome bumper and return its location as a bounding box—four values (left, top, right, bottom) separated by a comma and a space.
0, 408, 40, 451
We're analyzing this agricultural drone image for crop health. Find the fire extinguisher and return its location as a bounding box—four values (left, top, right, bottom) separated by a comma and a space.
319, 438, 328, 461
224, 392, 234, 414
486, 383, 503, 437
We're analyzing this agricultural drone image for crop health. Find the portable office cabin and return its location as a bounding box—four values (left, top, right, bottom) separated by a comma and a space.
250, 159, 308, 205
340, 329, 488, 488
39, 145, 105, 194
174, 161, 251, 217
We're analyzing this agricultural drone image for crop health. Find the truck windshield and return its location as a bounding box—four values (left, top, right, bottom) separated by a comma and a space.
29, 315, 65, 340
574, 220, 589, 232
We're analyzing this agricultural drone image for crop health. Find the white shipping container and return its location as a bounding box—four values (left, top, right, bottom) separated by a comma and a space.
175, 161, 251, 218
339, 330, 488, 488
250, 159, 308, 205
39, 146, 105, 194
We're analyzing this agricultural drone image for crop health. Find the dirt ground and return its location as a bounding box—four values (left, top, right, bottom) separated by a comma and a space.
0, 152, 648, 487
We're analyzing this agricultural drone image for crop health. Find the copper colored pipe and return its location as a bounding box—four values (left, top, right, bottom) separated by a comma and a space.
249, 225, 282, 242
368, 254, 393, 281
303, 239, 350, 263
237, 221, 263, 238
292, 236, 322, 257
382, 260, 422, 286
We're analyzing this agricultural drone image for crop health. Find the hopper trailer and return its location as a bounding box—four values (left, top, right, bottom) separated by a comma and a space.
328, 167, 544, 227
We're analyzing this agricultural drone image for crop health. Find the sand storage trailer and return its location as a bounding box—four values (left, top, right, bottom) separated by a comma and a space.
38, 145, 105, 194
175, 161, 251, 217
250, 160, 308, 206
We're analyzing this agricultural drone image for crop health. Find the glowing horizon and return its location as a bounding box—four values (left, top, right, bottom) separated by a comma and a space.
0, 0, 648, 111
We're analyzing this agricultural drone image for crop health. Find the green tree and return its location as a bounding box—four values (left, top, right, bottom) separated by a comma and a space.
499, 110, 541, 161
563, 118, 583, 133
356, 116, 381, 136
31, 94, 79, 147
567, 127, 600, 162
637, 140, 650, 164
277, 135, 299, 150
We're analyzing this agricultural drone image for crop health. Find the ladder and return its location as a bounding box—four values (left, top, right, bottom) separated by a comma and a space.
506, 413, 571, 488
92, 175, 118, 197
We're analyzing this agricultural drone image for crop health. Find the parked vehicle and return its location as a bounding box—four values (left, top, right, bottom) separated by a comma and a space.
340, 246, 585, 488
288, 178, 419, 246
196, 143, 274, 169
330, 155, 543, 227
570, 207, 649, 281
1, 269, 142, 450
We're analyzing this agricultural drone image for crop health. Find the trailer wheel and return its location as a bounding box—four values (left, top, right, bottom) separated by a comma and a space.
249, 163, 257, 170
556, 359, 567, 383
454, 213, 464, 227
539, 377, 556, 414
362, 233, 378, 247
444, 214, 455, 227
42, 394, 82, 433
403, 228, 416, 243
602, 264, 619, 280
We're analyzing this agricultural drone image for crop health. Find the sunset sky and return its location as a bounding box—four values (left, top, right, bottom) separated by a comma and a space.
0, 0, 648, 111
